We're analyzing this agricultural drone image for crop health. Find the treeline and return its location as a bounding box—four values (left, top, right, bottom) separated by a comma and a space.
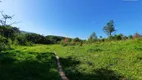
1, 20, 142, 52
0, 25, 68, 45
87, 20, 142, 43
0, 25, 84, 51
88, 32, 142, 43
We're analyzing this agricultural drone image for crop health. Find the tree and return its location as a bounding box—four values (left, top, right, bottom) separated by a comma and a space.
46, 35, 65, 44
103, 20, 116, 36
133, 33, 141, 39
99, 36, 102, 39
128, 35, 133, 39
73, 37, 80, 42
0, 25, 20, 40
88, 32, 97, 41
0, 11, 18, 26
0, 0, 18, 26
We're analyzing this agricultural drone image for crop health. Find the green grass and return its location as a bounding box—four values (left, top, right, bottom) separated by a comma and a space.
0, 45, 61, 80
52, 39, 142, 80
0, 39, 142, 80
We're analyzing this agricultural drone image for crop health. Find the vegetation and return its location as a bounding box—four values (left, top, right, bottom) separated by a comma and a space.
0, 18, 142, 80
0, 45, 61, 80
0, 20, 142, 80
88, 32, 97, 42
1, 40, 142, 80
103, 20, 116, 36
0, 1, 142, 80
51, 39, 142, 80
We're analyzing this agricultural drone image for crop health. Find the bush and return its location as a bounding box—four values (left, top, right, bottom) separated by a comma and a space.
128, 35, 133, 39
7, 38, 12, 46
17, 36, 33, 46
25, 41, 33, 46
108, 36, 114, 41
13, 39, 19, 45
0, 35, 11, 52
0, 35, 7, 42
0, 42, 11, 52
113, 34, 122, 40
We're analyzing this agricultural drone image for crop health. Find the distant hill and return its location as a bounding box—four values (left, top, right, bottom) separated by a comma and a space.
20, 30, 67, 40
20, 31, 34, 34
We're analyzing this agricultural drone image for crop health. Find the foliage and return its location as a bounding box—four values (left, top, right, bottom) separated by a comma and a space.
0, 26, 20, 40
46, 35, 65, 44
1, 38, 142, 80
128, 35, 133, 39
52, 40, 142, 80
0, 48, 61, 80
103, 20, 116, 36
113, 34, 122, 40
1, 2, 141, 79
88, 32, 97, 42
133, 33, 141, 39
73, 37, 81, 42
0, 25, 68, 45
60, 37, 83, 46
0, 35, 11, 51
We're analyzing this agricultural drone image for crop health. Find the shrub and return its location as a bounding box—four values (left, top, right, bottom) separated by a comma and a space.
108, 36, 113, 40
0, 35, 11, 52
25, 41, 33, 46
0, 42, 11, 52
133, 33, 141, 39
113, 34, 122, 40
128, 35, 133, 39
7, 38, 12, 46
13, 39, 19, 45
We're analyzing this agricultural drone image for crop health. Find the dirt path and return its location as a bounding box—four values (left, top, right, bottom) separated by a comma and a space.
54, 51, 69, 80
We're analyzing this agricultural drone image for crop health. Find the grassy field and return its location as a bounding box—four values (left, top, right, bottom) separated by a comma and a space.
0, 39, 142, 80
0, 45, 61, 80
52, 39, 142, 80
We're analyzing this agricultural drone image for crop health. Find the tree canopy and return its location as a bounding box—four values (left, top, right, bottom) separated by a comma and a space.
103, 20, 116, 36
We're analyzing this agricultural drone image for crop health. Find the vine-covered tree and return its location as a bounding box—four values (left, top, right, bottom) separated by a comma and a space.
103, 20, 116, 36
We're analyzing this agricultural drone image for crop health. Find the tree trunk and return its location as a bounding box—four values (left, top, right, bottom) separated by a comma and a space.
109, 32, 111, 36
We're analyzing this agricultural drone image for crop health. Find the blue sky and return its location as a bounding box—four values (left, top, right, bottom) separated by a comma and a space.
0, 0, 142, 39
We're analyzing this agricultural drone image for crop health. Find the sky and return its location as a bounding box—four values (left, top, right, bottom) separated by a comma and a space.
0, 0, 142, 39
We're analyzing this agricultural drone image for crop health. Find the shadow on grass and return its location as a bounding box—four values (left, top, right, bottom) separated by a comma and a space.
0, 50, 127, 80
59, 57, 126, 80
0, 51, 61, 80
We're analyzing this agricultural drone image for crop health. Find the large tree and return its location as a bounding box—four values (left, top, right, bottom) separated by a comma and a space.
103, 20, 116, 36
